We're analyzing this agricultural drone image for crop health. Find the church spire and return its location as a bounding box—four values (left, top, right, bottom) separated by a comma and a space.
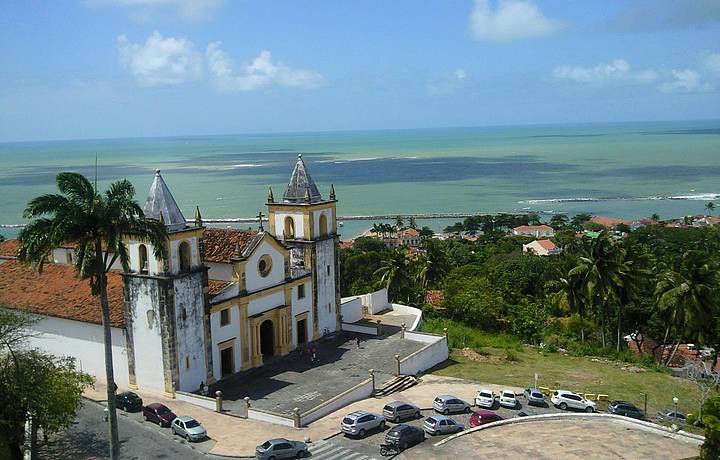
267, 186, 275, 203
143, 169, 187, 232
194, 206, 203, 227
283, 154, 322, 204
329, 184, 336, 201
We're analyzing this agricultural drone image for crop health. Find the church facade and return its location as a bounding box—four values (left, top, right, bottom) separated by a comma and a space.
0, 155, 341, 396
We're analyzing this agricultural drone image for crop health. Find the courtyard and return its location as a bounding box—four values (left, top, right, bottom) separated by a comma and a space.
210, 330, 427, 416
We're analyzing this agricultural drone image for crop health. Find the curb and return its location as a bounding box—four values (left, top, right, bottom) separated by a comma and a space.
433, 412, 705, 447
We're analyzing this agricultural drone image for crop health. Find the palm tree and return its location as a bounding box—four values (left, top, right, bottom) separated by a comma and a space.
613, 247, 653, 351
705, 201, 715, 216
374, 248, 410, 301
547, 268, 589, 342
415, 239, 448, 298
651, 213, 660, 222
408, 216, 417, 229
395, 215, 404, 231
655, 251, 719, 365
17, 172, 167, 460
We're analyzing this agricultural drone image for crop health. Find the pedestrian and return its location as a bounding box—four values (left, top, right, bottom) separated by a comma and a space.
355, 337, 361, 349
311, 347, 317, 363
42, 427, 48, 443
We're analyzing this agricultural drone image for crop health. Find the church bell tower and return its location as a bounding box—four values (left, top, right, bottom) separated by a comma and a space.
266, 154, 341, 338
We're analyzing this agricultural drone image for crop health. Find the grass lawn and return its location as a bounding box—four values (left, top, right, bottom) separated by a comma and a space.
432, 346, 703, 420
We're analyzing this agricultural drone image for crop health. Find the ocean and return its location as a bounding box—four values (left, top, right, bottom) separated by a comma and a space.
1, 120, 719, 239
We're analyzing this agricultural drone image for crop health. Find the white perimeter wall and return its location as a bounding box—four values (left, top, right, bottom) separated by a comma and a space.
340, 297, 363, 323
26, 314, 129, 386
301, 378, 374, 426
400, 335, 448, 376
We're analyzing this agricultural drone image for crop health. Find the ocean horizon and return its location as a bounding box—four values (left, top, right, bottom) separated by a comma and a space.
2, 119, 719, 239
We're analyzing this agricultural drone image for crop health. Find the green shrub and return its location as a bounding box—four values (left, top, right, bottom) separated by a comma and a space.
421, 317, 522, 350
505, 349, 519, 362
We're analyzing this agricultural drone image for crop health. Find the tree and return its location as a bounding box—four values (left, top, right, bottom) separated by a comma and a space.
570, 213, 592, 230
547, 266, 589, 342
419, 226, 434, 238
0, 310, 93, 459
408, 216, 417, 229
394, 215, 404, 230
651, 213, 660, 222
17, 172, 167, 460
706, 201, 715, 216
416, 239, 449, 295
374, 248, 412, 302
549, 214, 569, 230
655, 251, 718, 365
698, 395, 720, 460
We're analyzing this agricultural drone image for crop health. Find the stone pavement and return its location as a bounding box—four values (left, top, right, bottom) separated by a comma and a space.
211, 331, 426, 415
407, 418, 701, 460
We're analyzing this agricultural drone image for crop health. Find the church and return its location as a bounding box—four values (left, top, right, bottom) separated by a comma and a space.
0, 155, 340, 396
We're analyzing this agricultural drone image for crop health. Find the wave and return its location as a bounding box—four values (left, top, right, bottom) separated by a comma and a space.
519, 193, 720, 205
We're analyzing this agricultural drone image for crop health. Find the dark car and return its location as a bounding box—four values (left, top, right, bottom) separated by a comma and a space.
116, 391, 143, 412
384, 424, 425, 451
469, 410, 503, 427
608, 400, 646, 420
143, 403, 177, 427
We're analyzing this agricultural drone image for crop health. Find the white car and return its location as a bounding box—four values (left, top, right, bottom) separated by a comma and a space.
475, 389, 496, 408
499, 390, 518, 409
551, 390, 597, 412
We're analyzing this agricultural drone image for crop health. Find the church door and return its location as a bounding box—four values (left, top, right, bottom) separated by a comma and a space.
220, 346, 234, 377
260, 320, 274, 357
296, 319, 307, 345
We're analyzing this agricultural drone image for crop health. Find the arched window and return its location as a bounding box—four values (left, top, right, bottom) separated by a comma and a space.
319, 214, 328, 237
138, 244, 148, 274
179, 241, 192, 273
284, 216, 295, 239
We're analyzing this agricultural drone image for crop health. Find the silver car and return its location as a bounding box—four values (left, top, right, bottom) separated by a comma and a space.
171, 416, 207, 442
255, 438, 309, 459
423, 415, 464, 435
433, 394, 471, 415
341, 410, 385, 437
524, 388, 545, 406
383, 401, 421, 423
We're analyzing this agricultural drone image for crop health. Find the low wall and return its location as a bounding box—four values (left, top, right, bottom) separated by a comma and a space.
340, 297, 363, 324
404, 330, 441, 344
400, 335, 448, 376
341, 322, 378, 335
175, 391, 216, 410
369, 289, 388, 314
434, 412, 705, 447
247, 408, 295, 427
390, 303, 423, 330
301, 378, 374, 426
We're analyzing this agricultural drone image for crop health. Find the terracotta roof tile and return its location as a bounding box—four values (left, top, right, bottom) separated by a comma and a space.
202, 228, 257, 263
425, 290, 445, 309
208, 280, 232, 296
513, 225, 554, 232
0, 259, 125, 327
0, 239, 20, 258
536, 239, 557, 250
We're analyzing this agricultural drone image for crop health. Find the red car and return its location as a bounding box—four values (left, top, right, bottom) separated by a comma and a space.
142, 403, 177, 427
469, 410, 503, 427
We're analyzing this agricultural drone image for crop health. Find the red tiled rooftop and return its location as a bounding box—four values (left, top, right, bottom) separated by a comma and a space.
513, 225, 554, 232
0, 239, 19, 258
208, 279, 232, 296
590, 215, 631, 228
0, 259, 125, 327
202, 228, 257, 263
536, 239, 557, 250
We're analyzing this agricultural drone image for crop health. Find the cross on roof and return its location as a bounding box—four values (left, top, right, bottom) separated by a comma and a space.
257, 211, 265, 231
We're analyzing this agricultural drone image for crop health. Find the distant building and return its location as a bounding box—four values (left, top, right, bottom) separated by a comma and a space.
590, 215, 631, 229
523, 239, 561, 256
383, 227, 422, 249
512, 225, 555, 238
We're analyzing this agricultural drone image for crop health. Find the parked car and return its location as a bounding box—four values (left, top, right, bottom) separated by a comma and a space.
551, 390, 596, 412
384, 424, 425, 451
475, 389, 496, 408
341, 410, 385, 437
524, 388, 545, 406
499, 390, 519, 409
657, 409, 687, 424
469, 410, 503, 427
383, 401, 421, 423
171, 416, 207, 442
255, 438, 309, 459
515, 409, 537, 417
423, 415, 464, 436
432, 395, 471, 415
143, 403, 177, 427
608, 400, 646, 420
115, 391, 143, 412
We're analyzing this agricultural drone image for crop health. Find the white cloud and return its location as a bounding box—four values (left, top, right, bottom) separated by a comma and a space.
658, 69, 712, 93
117, 32, 203, 87
553, 59, 658, 84
703, 52, 720, 76
87, 0, 223, 20
455, 68, 467, 80
206, 43, 324, 92
469, 0, 559, 42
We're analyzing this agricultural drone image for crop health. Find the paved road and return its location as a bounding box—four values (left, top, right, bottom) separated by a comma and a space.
38, 400, 227, 460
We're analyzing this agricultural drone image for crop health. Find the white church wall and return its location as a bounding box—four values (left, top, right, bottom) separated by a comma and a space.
173, 273, 208, 392
273, 212, 305, 240
245, 240, 285, 292
127, 240, 161, 274
315, 239, 338, 334
248, 291, 285, 317
291, 281, 312, 345
210, 305, 241, 379
26, 314, 129, 387
168, 236, 200, 274
127, 280, 166, 394
206, 261, 234, 281
312, 208, 333, 237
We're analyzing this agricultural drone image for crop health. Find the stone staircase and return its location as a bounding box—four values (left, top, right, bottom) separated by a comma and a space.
372, 375, 418, 397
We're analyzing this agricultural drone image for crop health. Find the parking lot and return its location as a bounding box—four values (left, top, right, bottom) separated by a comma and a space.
311, 392, 585, 459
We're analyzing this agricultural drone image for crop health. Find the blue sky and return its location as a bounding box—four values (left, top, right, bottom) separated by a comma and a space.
1, 0, 719, 142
